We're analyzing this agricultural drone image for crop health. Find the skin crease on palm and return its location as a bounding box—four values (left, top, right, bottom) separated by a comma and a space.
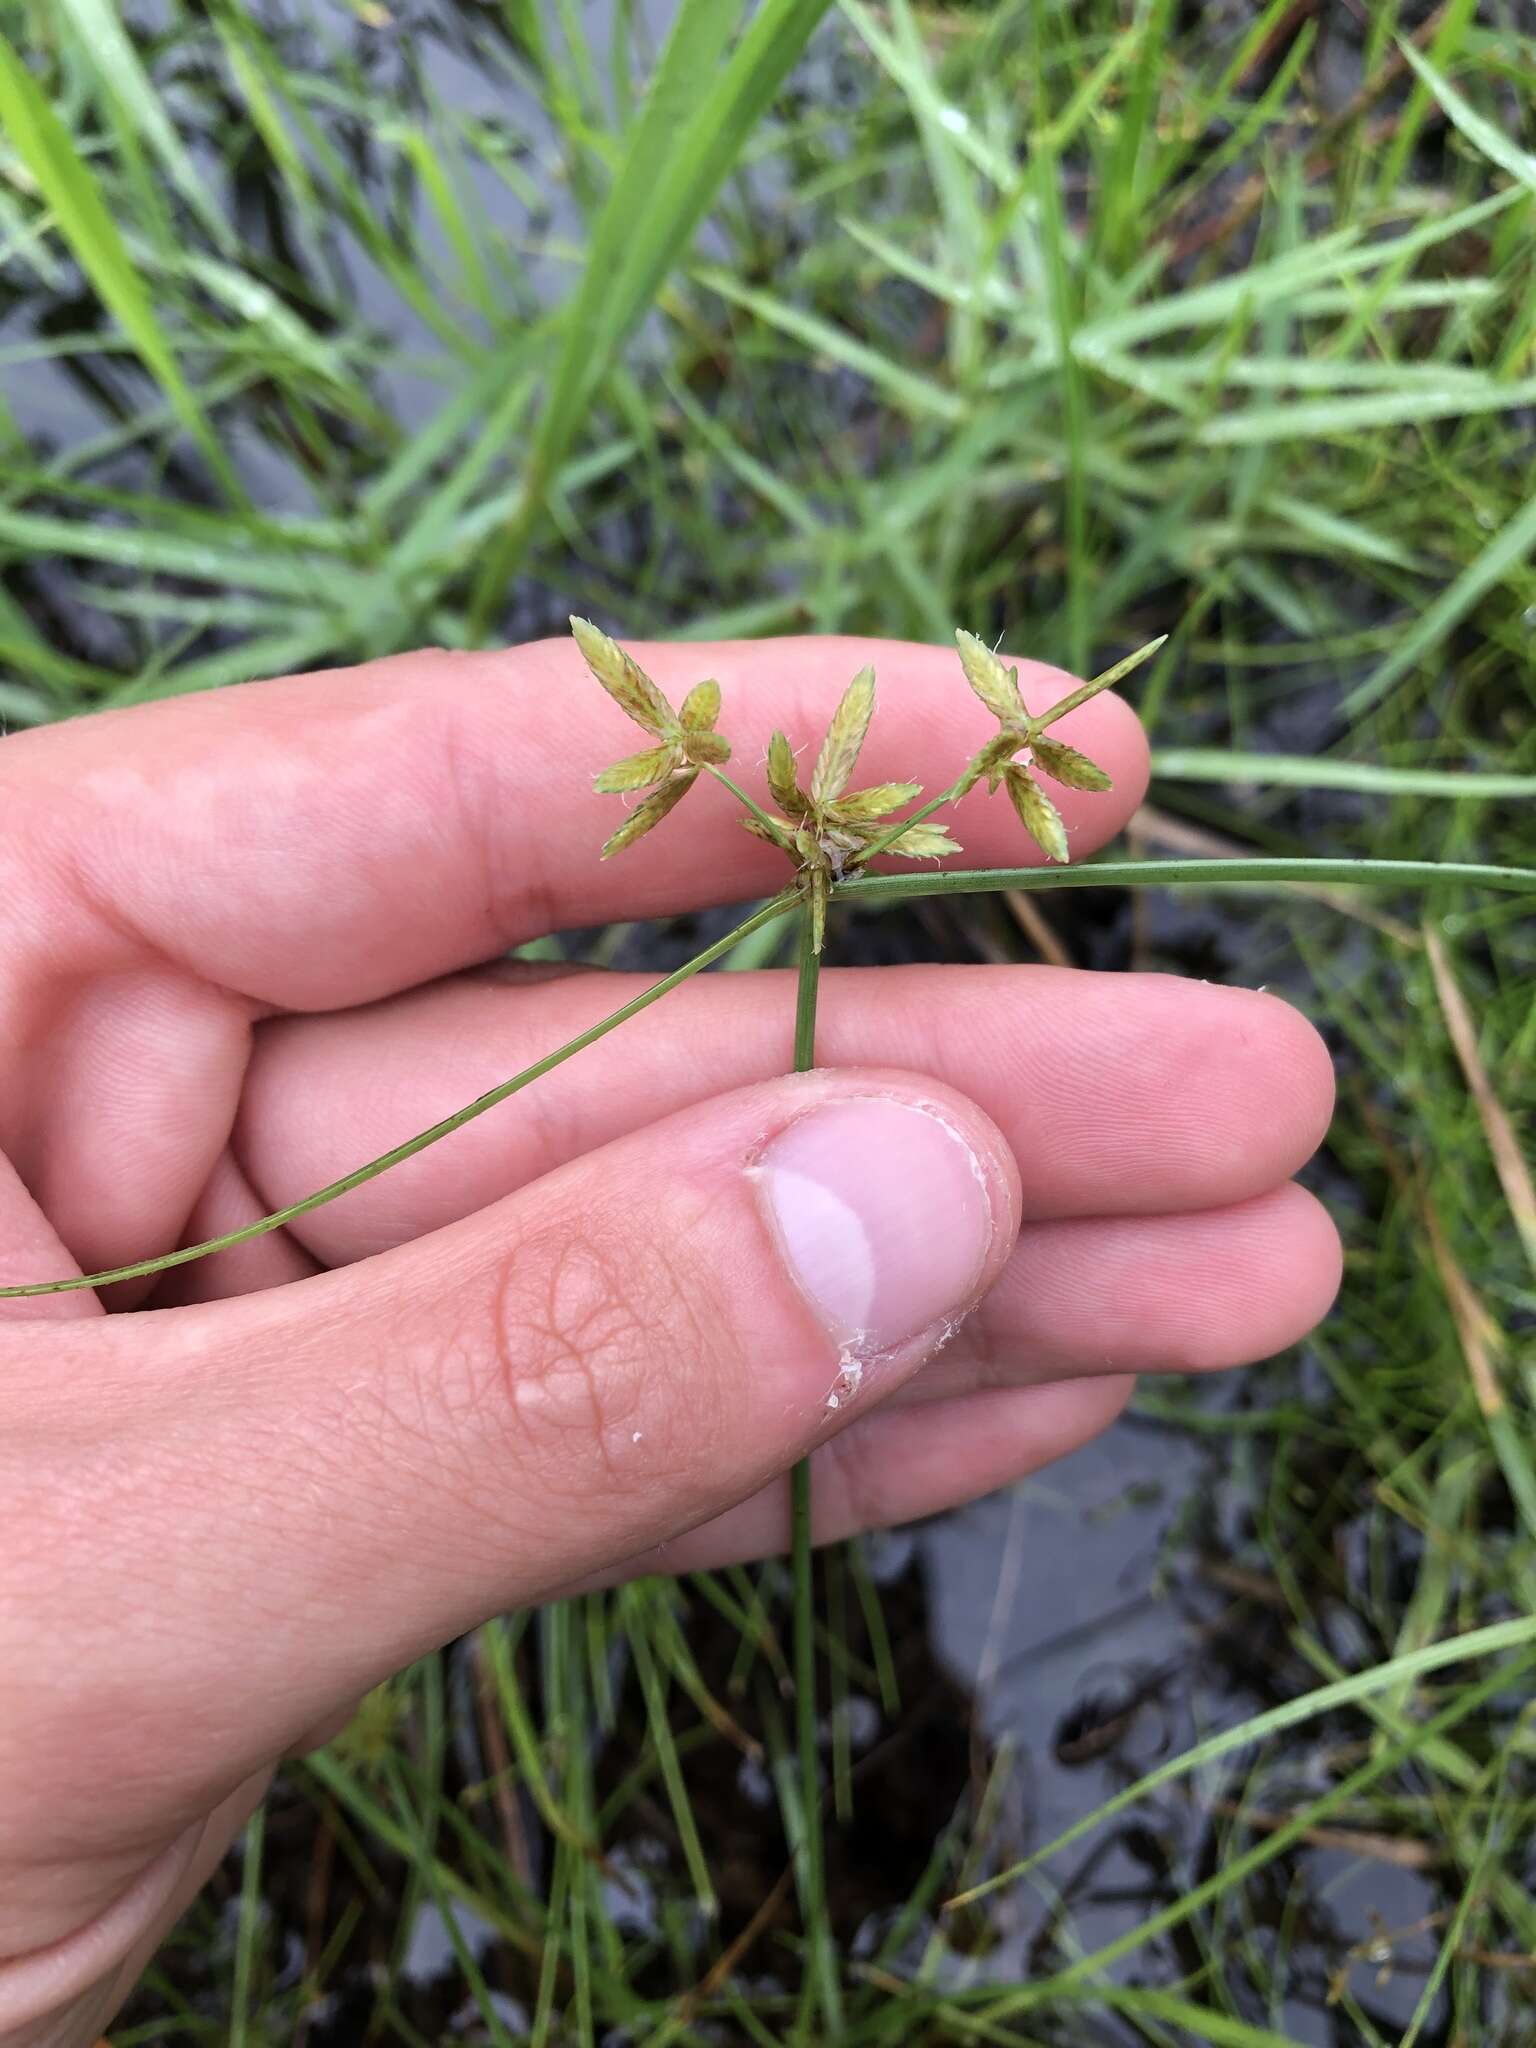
0, 635, 1341, 2047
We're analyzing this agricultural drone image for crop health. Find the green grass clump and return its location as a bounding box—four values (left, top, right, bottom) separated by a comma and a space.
3, 0, 1534, 2041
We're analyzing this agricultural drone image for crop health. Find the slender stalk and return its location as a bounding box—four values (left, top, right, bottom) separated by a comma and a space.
793, 906, 822, 1073
838, 856, 1536, 906
1149, 748, 1536, 798
705, 761, 792, 842
789, 906, 840, 2036
229, 1804, 266, 2048
1032, 634, 1169, 729
0, 891, 799, 1299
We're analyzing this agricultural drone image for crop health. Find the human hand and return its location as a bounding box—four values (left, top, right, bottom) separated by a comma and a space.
0, 637, 1339, 2044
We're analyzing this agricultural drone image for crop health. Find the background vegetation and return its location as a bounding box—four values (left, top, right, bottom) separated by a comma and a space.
1, 0, 1534, 2041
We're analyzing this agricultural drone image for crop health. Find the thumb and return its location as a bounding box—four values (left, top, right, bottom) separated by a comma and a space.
3, 1069, 1018, 1878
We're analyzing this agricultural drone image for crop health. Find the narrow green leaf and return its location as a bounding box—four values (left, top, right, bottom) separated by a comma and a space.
1398, 41, 1536, 195
622, 1598, 718, 1919
210, 5, 319, 225
839, 859, 1536, 908
0, 506, 355, 604
946, 1614, 1536, 1911
1037, 637, 1169, 727
697, 268, 966, 422
0, 31, 240, 498
56, 0, 234, 250
1344, 491, 1536, 714
1077, 188, 1519, 355
1202, 377, 1536, 444
1264, 491, 1423, 570
470, 0, 834, 630
1151, 751, 1536, 798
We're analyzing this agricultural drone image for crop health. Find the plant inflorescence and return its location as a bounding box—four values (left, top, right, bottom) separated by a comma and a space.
575, 616, 1159, 949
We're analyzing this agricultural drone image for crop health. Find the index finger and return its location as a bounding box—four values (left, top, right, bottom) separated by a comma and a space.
1, 635, 1149, 1011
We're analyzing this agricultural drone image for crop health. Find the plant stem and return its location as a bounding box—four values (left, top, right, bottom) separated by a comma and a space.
793, 905, 822, 1074
705, 761, 793, 842
837, 856, 1536, 907
229, 1803, 265, 2048
789, 905, 840, 2037
0, 891, 800, 1300
1032, 633, 1169, 729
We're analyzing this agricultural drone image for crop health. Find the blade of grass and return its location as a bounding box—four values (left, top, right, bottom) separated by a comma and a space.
1398, 41, 1536, 196
0, 30, 242, 499
974, 1644, 1536, 2011
1398, 1770, 1513, 2048
947, 1611, 1536, 1910
1029, 50, 1091, 673
1374, 0, 1480, 200
622, 1590, 719, 1918
229, 1804, 265, 2048
691, 268, 967, 422
1200, 378, 1536, 443
54, 0, 234, 250
1343, 488, 1536, 713
1078, 187, 1521, 355
470, 0, 834, 631
1096, 0, 1177, 266
1083, 1990, 1313, 2048
1423, 924, 1536, 1274
1150, 751, 1536, 798
839, 857, 1536, 908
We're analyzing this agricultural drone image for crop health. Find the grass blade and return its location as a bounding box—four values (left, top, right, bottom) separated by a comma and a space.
54, 0, 234, 249
696, 269, 964, 421
1399, 41, 1536, 196
948, 1615, 1536, 1909
0, 31, 241, 499
839, 857, 1536, 907
1150, 751, 1536, 798
470, 0, 833, 630
1343, 489, 1536, 714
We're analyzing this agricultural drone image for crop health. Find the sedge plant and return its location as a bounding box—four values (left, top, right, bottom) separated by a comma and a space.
572, 614, 1143, 2022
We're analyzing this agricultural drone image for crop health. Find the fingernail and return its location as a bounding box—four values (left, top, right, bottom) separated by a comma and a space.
752, 1096, 1001, 1357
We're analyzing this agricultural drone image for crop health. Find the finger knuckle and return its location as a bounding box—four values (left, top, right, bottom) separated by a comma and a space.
451, 1211, 733, 1503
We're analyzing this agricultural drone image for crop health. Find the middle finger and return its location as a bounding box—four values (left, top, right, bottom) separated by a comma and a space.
228, 961, 1334, 1268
